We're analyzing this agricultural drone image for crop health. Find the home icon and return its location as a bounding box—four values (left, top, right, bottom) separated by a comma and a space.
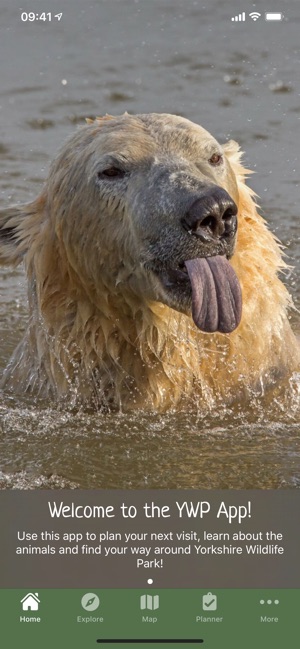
21, 593, 40, 611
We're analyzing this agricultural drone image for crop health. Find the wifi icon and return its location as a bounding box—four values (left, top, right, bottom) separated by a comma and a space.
249, 12, 261, 21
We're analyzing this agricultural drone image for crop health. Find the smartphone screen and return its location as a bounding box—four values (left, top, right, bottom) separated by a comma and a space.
0, 1, 299, 647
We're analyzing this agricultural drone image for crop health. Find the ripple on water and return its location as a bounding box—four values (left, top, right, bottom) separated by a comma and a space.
0, 378, 300, 490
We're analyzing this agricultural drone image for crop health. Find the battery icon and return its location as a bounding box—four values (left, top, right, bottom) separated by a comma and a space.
265, 12, 283, 21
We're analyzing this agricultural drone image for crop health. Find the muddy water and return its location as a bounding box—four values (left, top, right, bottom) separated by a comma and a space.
0, 0, 300, 489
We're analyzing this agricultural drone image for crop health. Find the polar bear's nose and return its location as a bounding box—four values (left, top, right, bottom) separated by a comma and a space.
181, 188, 238, 241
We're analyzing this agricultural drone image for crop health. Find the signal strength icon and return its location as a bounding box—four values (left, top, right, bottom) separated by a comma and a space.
249, 12, 261, 21
231, 12, 245, 22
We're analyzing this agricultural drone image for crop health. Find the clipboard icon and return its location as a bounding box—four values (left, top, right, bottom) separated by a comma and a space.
202, 592, 217, 611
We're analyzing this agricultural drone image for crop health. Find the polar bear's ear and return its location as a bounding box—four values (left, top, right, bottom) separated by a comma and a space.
222, 139, 242, 162
0, 203, 34, 266
222, 139, 253, 185
0, 194, 47, 266
0, 205, 25, 265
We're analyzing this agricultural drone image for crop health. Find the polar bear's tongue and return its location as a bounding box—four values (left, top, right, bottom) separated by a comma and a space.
184, 255, 242, 333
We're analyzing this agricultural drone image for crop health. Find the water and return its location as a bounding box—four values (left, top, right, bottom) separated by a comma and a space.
0, 0, 300, 489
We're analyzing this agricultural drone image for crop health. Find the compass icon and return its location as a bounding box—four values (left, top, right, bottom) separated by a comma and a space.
81, 593, 100, 611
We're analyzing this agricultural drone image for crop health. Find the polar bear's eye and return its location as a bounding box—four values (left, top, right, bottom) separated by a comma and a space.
209, 153, 223, 166
98, 167, 125, 179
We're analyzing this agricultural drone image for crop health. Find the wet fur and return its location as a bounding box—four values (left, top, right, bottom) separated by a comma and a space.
0, 113, 299, 410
